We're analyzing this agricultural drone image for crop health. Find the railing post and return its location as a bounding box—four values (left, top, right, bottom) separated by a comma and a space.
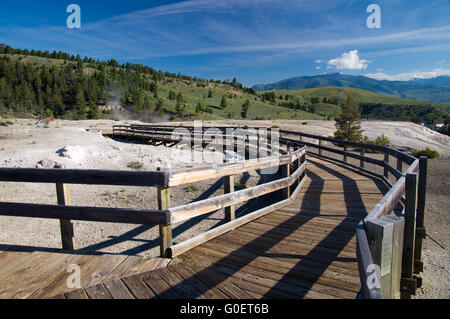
366, 215, 404, 299
360, 147, 365, 168
281, 163, 291, 199
343, 144, 348, 163
158, 187, 172, 258
401, 173, 418, 298
414, 156, 428, 275
224, 175, 235, 222
384, 148, 390, 178
318, 139, 323, 156
397, 157, 403, 175
55, 165, 74, 251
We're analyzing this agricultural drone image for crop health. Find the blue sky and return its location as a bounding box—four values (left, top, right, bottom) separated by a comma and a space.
0, 0, 449, 86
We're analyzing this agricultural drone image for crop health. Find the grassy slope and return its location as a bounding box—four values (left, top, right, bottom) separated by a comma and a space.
2, 53, 323, 121
270, 87, 434, 105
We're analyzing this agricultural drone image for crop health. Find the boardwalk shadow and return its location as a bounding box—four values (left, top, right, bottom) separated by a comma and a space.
150, 161, 325, 298
152, 157, 382, 299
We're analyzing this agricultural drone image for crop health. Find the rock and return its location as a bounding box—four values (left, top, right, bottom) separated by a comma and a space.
57, 145, 85, 162
36, 159, 56, 168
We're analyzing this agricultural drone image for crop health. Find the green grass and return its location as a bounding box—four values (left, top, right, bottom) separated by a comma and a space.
184, 184, 200, 193
412, 148, 440, 159
127, 161, 144, 170
270, 87, 428, 105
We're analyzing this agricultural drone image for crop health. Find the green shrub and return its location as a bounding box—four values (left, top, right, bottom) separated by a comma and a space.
412, 148, 440, 159
185, 184, 199, 193
374, 133, 390, 146
127, 161, 144, 170
235, 180, 250, 190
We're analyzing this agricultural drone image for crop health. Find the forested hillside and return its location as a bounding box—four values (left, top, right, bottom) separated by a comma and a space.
1, 45, 448, 123
0, 45, 319, 121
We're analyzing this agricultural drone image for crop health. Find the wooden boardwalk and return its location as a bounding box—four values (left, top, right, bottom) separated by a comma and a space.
0, 249, 172, 299
46, 157, 387, 299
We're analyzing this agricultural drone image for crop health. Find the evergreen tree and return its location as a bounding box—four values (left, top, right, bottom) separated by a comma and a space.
334, 93, 363, 142
75, 88, 87, 120
88, 102, 99, 119
196, 102, 202, 113
220, 96, 227, 109
241, 100, 251, 118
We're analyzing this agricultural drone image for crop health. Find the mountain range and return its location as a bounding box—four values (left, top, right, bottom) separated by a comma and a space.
252, 73, 450, 104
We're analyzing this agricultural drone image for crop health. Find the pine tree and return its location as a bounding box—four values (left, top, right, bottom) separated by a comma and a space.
334, 93, 363, 142
241, 100, 250, 118
220, 96, 227, 109
88, 102, 99, 119
75, 88, 87, 120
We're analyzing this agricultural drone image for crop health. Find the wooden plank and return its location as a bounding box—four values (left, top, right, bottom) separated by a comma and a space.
169, 176, 306, 257
177, 252, 255, 299
154, 267, 205, 299
85, 284, 112, 299
366, 217, 395, 298
281, 163, 291, 199
122, 275, 156, 299
384, 215, 404, 299
140, 270, 180, 299
364, 176, 405, 221
103, 278, 135, 299
196, 243, 360, 295
158, 187, 172, 258
167, 149, 305, 187
169, 161, 306, 224
65, 289, 89, 299
356, 222, 382, 299
414, 157, 427, 265
0, 202, 170, 225
11, 253, 92, 299
402, 173, 418, 281
56, 182, 74, 250
199, 239, 359, 278
102, 255, 142, 281
0, 168, 168, 187
224, 175, 235, 221
84, 255, 129, 287
173, 264, 228, 299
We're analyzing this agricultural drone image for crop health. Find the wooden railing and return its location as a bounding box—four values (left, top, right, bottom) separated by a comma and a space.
0, 125, 307, 262
277, 129, 427, 299
0, 124, 426, 299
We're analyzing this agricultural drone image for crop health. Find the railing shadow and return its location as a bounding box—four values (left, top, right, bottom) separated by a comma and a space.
150, 163, 322, 299
261, 158, 370, 298
150, 157, 382, 299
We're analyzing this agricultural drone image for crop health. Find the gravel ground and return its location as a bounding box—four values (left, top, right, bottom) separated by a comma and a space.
413, 157, 450, 299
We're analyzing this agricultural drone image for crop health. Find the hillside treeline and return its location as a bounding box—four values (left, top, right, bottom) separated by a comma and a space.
0, 45, 255, 119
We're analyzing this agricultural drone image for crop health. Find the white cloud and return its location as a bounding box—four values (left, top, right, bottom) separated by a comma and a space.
315, 66, 321, 70
327, 50, 370, 70
438, 60, 446, 64
315, 59, 322, 64
365, 68, 450, 81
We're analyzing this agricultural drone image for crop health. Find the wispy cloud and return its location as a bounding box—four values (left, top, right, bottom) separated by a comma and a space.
2, 0, 450, 60
366, 68, 450, 81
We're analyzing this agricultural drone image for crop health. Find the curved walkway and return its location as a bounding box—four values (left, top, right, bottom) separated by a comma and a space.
55, 156, 387, 299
